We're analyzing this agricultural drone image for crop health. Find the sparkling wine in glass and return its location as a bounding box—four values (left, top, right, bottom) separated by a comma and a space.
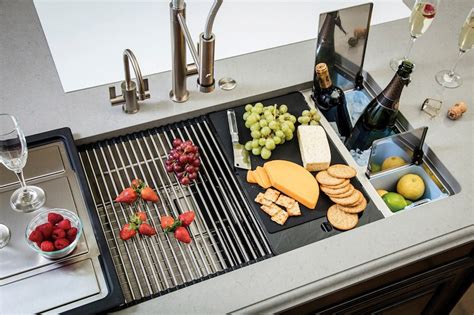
390, 0, 439, 71
435, 9, 474, 88
0, 114, 46, 212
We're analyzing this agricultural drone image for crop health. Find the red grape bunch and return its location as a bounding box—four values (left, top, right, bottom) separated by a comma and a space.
165, 138, 201, 185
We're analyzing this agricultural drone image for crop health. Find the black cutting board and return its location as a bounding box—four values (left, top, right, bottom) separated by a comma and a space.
208, 92, 371, 233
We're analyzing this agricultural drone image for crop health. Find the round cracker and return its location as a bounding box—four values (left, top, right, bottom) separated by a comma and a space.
330, 190, 362, 206
337, 196, 367, 214
321, 184, 353, 196
322, 179, 350, 190
327, 164, 357, 179
325, 185, 355, 199
316, 171, 346, 186
327, 204, 358, 230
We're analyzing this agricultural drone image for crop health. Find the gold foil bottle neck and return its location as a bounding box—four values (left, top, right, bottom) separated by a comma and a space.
315, 63, 332, 89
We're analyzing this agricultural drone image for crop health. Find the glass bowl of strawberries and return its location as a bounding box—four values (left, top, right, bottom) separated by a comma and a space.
25, 209, 83, 259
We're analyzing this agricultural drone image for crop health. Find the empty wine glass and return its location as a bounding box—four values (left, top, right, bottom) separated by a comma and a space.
390, 0, 440, 71
0, 114, 46, 212
435, 8, 474, 88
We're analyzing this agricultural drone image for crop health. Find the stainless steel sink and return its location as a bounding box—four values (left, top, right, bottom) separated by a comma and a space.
0, 134, 120, 313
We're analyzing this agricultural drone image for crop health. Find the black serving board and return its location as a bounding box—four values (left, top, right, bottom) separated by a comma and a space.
208, 92, 371, 233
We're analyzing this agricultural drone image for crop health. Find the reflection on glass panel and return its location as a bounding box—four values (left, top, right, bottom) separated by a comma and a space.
315, 3, 373, 90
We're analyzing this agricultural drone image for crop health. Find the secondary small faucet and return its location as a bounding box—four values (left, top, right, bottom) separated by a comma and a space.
169, 0, 223, 103
109, 49, 150, 114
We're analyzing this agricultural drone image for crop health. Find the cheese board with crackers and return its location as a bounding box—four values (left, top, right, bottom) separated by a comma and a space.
207, 92, 383, 237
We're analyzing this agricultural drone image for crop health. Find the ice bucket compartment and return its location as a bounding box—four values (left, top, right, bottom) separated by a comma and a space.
370, 164, 448, 210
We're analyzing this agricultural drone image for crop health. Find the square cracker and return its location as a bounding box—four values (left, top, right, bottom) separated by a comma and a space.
271, 210, 289, 225
287, 202, 301, 216
275, 194, 296, 209
264, 188, 280, 203
255, 193, 273, 206
261, 204, 282, 217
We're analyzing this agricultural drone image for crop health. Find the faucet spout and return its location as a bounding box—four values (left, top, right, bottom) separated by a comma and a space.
204, 0, 223, 39
123, 49, 147, 100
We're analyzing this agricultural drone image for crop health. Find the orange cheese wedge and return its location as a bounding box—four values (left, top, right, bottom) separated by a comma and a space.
254, 166, 271, 189
263, 160, 319, 209
246, 170, 257, 184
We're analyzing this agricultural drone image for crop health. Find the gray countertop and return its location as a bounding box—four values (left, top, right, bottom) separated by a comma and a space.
1, 0, 473, 313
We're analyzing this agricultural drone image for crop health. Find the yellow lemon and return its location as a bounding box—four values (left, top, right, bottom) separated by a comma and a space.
397, 174, 425, 201
381, 156, 407, 170
382, 192, 407, 212
376, 189, 388, 197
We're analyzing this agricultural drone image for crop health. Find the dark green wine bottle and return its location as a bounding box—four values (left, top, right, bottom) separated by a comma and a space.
312, 63, 351, 139
345, 60, 414, 151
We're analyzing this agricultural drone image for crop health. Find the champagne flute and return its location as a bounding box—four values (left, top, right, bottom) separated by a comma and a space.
435, 8, 474, 88
390, 0, 439, 71
0, 114, 46, 212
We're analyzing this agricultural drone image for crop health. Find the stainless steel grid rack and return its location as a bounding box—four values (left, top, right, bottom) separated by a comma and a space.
78, 116, 272, 306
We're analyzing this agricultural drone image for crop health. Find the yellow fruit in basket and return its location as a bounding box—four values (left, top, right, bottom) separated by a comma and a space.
397, 174, 425, 201
376, 189, 388, 197
381, 156, 407, 171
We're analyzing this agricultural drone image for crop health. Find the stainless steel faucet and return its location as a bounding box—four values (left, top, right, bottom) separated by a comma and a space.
169, 0, 223, 103
109, 49, 150, 114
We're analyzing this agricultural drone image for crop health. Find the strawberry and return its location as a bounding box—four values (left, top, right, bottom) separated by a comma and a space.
174, 227, 191, 244
52, 228, 66, 240
36, 222, 54, 239
138, 223, 156, 236
131, 178, 146, 192
28, 230, 43, 245
136, 211, 147, 222
119, 223, 137, 241
141, 187, 159, 203
67, 227, 78, 243
178, 211, 195, 227
160, 216, 176, 231
56, 219, 71, 230
40, 240, 55, 252
115, 187, 138, 204
129, 210, 147, 226
47, 212, 64, 225
54, 238, 70, 250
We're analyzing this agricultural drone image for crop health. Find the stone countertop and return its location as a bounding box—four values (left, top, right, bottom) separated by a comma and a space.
1, 0, 473, 313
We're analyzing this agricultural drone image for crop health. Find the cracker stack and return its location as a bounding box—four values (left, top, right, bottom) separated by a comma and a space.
316, 164, 367, 230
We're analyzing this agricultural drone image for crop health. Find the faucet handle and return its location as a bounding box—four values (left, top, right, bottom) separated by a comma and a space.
109, 85, 125, 105
137, 78, 151, 101
109, 86, 117, 99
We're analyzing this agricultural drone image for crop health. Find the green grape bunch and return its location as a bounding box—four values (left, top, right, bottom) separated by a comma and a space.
297, 108, 321, 126
243, 103, 297, 160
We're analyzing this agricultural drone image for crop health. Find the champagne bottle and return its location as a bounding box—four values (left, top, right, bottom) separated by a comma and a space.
345, 60, 414, 151
313, 11, 346, 93
312, 63, 352, 139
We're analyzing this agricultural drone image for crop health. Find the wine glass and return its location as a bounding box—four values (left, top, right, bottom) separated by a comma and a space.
390, 0, 440, 71
435, 8, 474, 88
0, 114, 46, 212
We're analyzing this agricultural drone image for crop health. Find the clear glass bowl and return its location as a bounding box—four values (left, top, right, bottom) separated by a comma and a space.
25, 209, 83, 260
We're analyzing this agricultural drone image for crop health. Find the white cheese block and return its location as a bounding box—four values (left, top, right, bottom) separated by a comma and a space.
297, 125, 331, 171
